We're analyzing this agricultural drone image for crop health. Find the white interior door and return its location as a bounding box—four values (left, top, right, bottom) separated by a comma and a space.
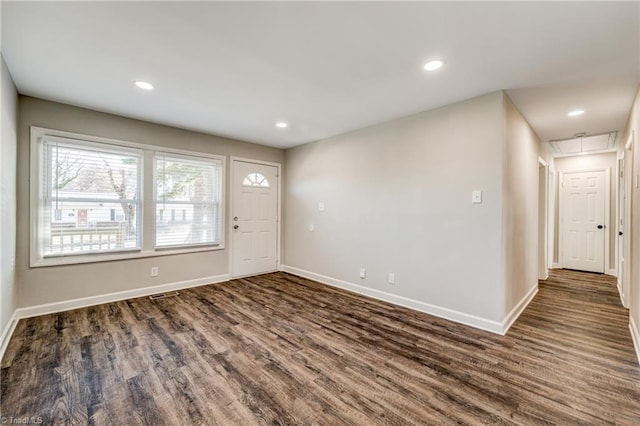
562, 170, 606, 273
232, 160, 279, 277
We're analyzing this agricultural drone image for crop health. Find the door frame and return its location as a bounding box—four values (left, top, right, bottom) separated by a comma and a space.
229, 156, 282, 278
558, 167, 611, 274
618, 131, 634, 307
538, 157, 549, 280
617, 154, 624, 298
547, 167, 555, 270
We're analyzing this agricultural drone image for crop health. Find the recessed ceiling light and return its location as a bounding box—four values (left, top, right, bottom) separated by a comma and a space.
568, 110, 584, 117
135, 81, 154, 90
423, 60, 444, 71
276, 122, 288, 128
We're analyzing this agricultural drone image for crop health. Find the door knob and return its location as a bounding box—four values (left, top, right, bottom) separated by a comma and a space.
233, 225, 239, 230
597, 225, 604, 229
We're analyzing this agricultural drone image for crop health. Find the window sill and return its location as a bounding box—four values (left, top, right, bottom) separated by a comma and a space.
30, 244, 224, 268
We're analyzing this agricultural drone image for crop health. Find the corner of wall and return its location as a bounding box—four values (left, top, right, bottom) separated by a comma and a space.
500, 92, 542, 328
500, 91, 509, 321
625, 84, 640, 350
0, 53, 19, 361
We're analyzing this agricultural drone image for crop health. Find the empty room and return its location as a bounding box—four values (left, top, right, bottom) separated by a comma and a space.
1, 1, 639, 424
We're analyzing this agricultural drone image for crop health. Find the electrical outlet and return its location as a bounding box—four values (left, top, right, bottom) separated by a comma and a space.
359, 268, 366, 279
151, 267, 159, 277
388, 273, 396, 285
318, 202, 325, 211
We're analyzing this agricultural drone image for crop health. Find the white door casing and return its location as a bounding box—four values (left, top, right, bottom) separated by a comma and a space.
620, 133, 634, 307
231, 160, 279, 278
538, 159, 549, 280
618, 156, 627, 306
561, 170, 606, 273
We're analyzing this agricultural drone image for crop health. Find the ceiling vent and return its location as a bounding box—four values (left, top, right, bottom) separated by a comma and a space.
549, 131, 617, 156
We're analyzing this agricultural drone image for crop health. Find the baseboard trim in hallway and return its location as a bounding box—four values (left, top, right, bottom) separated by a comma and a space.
502, 284, 538, 334
281, 265, 533, 335
630, 315, 640, 365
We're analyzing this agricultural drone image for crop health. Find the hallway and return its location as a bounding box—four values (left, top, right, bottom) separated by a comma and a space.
507, 269, 640, 423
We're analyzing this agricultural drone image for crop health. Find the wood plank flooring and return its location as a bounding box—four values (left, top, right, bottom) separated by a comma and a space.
1, 269, 639, 425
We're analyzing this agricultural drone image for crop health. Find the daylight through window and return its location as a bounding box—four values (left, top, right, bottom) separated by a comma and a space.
155, 154, 222, 248
41, 136, 142, 256
242, 172, 270, 187
31, 128, 225, 266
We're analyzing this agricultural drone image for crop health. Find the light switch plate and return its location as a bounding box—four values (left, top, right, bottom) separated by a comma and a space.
472, 190, 483, 204
319, 202, 325, 211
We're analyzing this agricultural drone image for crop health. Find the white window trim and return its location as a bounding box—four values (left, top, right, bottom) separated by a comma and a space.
30, 126, 226, 268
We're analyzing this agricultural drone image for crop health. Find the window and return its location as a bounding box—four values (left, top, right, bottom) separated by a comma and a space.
37, 136, 142, 258
31, 127, 225, 267
154, 153, 222, 248
242, 172, 270, 187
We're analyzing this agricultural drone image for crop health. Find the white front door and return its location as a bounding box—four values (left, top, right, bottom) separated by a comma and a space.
231, 160, 279, 277
562, 170, 606, 273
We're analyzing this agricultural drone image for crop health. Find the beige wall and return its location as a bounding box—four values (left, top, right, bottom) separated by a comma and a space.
16, 97, 284, 308
1, 55, 18, 334
552, 152, 617, 270
284, 92, 506, 322
622, 85, 640, 358
502, 93, 544, 316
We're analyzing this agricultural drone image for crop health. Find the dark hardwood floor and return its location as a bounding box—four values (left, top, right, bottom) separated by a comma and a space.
1, 270, 639, 425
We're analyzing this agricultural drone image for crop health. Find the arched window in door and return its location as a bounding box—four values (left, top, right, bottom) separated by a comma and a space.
242, 172, 270, 188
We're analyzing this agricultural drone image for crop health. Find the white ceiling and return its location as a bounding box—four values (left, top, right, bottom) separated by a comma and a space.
2, 2, 638, 149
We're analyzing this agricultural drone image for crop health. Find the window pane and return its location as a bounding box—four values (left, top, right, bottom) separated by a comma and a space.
48, 143, 139, 201
46, 200, 139, 255
155, 203, 217, 247
155, 154, 221, 247
242, 172, 270, 187
42, 138, 141, 256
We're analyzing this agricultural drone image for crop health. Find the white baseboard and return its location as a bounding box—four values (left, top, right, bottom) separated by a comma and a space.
551, 263, 561, 269
630, 315, 640, 365
0, 310, 19, 362
617, 282, 628, 308
281, 265, 509, 335
607, 269, 617, 277
15, 274, 230, 319
502, 285, 538, 335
